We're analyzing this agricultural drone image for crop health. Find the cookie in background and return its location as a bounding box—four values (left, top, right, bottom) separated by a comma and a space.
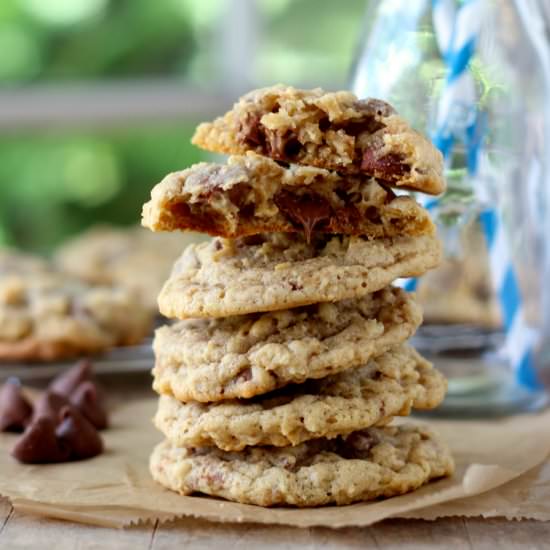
0, 249, 152, 362
55, 225, 208, 314
415, 220, 501, 329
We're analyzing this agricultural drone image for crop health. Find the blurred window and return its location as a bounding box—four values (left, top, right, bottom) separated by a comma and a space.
0, 0, 366, 252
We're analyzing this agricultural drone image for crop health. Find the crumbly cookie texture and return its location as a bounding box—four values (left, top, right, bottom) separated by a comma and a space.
158, 232, 441, 319
0, 254, 152, 361
150, 424, 454, 507
153, 287, 422, 402
55, 225, 206, 312
154, 345, 446, 451
142, 153, 434, 240
192, 85, 445, 195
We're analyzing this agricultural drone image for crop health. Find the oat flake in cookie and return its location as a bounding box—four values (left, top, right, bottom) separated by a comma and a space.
158, 231, 441, 319
150, 424, 454, 507
192, 85, 445, 195
154, 345, 447, 451
153, 287, 422, 402
142, 152, 434, 240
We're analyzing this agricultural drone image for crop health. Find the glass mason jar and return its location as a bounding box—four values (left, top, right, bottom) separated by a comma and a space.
350, 0, 550, 415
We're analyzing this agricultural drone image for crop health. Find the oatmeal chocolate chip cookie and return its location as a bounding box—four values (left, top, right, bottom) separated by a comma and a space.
154, 345, 446, 451
150, 424, 454, 507
153, 287, 422, 402
142, 153, 434, 241
158, 232, 441, 319
192, 85, 445, 195
0, 257, 152, 361
55, 225, 206, 313
0, 249, 53, 277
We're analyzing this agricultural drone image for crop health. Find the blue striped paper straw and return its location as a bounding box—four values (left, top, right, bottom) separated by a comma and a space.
479, 210, 539, 388
429, 0, 540, 389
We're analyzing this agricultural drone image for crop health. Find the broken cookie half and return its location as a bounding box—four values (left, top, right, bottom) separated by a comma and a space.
192, 85, 445, 195
142, 153, 434, 241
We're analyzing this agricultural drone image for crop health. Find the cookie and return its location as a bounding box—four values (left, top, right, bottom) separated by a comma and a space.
417, 220, 501, 328
158, 232, 441, 319
150, 424, 454, 507
55, 225, 206, 312
192, 85, 445, 195
0, 259, 152, 361
154, 345, 446, 451
0, 249, 53, 276
153, 287, 422, 402
142, 153, 434, 240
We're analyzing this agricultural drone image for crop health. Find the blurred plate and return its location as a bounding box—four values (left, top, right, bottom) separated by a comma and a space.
0, 339, 154, 382
411, 324, 504, 353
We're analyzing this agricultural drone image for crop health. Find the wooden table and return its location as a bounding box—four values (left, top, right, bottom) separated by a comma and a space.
1, 498, 549, 549
1, 374, 548, 549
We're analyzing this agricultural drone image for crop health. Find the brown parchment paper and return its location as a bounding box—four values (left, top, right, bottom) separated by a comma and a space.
1, 398, 550, 529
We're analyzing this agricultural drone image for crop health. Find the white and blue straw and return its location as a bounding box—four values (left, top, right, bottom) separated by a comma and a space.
428, 0, 540, 389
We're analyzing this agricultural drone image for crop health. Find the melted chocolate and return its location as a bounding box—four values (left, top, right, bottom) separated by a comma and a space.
274, 191, 331, 242
361, 150, 409, 180
344, 431, 378, 455
237, 112, 265, 148
0, 380, 33, 433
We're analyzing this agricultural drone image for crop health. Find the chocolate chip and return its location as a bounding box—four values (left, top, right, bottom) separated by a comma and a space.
49, 359, 93, 397
240, 202, 255, 219
242, 234, 265, 247
237, 112, 265, 148
343, 431, 378, 458
71, 381, 108, 430
318, 117, 330, 132
9, 360, 107, 464
56, 406, 104, 461
33, 391, 70, 422
361, 150, 409, 180
0, 379, 33, 433
11, 417, 71, 464
289, 282, 303, 291
334, 188, 349, 202
283, 137, 302, 158
227, 183, 252, 209
365, 205, 382, 224
343, 119, 381, 137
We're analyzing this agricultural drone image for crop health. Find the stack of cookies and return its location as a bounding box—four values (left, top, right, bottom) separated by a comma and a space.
142, 85, 454, 507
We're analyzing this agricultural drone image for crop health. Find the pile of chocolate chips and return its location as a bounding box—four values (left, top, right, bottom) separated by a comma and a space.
0, 359, 108, 464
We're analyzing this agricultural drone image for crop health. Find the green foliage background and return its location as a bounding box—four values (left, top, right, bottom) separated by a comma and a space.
0, 0, 366, 253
